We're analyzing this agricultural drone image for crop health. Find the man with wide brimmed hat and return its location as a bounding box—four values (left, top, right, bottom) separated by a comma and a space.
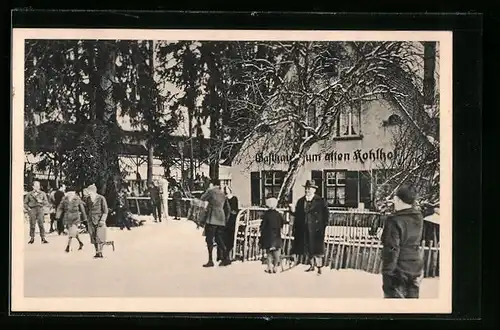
288, 179, 329, 275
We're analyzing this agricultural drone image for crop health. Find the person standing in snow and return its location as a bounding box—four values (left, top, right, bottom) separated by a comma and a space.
56, 184, 86, 252
381, 185, 424, 298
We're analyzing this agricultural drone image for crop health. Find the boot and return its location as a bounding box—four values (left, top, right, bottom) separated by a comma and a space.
41, 238, 49, 244
78, 242, 84, 250
317, 267, 322, 275
219, 251, 232, 266
28, 238, 34, 244
203, 260, 214, 267
65, 245, 70, 253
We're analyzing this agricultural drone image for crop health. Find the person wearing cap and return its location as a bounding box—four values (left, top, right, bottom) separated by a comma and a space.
24, 180, 50, 244
381, 184, 424, 298
288, 180, 329, 275
260, 193, 285, 274
199, 178, 230, 267
84, 184, 109, 259
55, 184, 86, 252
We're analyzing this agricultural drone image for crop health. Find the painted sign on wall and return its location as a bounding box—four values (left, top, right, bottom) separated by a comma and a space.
255, 148, 397, 165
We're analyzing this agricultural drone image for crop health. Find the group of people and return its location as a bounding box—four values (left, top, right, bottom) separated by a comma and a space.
198, 179, 239, 267
201, 178, 425, 299
25, 173, 426, 299
259, 180, 329, 275
24, 181, 109, 258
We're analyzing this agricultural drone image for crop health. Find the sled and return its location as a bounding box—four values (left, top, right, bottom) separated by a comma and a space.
103, 240, 115, 251
279, 255, 299, 273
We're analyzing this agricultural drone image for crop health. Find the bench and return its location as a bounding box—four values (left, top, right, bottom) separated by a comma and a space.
103, 241, 115, 251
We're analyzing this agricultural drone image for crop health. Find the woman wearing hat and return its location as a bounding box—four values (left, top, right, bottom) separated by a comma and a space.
289, 180, 329, 275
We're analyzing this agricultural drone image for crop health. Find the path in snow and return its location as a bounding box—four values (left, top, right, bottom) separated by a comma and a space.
23, 218, 439, 298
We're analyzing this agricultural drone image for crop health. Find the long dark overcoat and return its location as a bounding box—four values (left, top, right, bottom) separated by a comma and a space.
291, 194, 329, 256
259, 209, 285, 250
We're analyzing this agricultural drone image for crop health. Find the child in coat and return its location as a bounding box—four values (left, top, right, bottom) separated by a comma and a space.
260, 193, 285, 274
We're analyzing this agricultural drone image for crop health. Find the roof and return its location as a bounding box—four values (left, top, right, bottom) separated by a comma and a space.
424, 213, 440, 225
24, 121, 231, 160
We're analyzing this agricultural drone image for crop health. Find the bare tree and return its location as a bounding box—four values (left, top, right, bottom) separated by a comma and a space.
370, 41, 440, 209
231, 41, 416, 205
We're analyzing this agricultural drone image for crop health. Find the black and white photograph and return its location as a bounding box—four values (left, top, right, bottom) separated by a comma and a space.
11, 29, 452, 313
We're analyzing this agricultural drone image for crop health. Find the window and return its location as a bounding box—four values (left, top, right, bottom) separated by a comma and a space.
262, 171, 285, 202
251, 171, 292, 206
386, 114, 402, 126
324, 170, 346, 206
332, 102, 361, 138
302, 105, 317, 139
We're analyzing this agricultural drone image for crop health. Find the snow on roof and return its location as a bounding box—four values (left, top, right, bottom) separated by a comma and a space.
424, 213, 440, 225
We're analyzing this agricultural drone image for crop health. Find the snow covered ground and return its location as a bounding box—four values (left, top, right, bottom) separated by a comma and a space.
23, 218, 439, 298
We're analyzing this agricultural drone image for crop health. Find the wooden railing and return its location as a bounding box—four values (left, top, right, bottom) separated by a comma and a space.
125, 196, 192, 218
231, 207, 440, 278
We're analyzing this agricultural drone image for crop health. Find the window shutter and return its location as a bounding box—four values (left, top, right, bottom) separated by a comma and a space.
345, 171, 359, 208
311, 170, 324, 198
359, 171, 372, 210
250, 171, 261, 206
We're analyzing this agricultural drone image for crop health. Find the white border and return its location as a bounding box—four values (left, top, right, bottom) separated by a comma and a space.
11, 29, 452, 313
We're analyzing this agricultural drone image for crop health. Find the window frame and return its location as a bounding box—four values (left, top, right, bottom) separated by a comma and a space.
323, 170, 347, 207
262, 170, 286, 204
332, 101, 362, 139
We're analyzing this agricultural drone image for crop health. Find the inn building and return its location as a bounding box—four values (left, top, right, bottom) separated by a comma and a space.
230, 96, 431, 210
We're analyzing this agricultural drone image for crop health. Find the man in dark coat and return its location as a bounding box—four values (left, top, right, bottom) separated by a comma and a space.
200, 178, 229, 267
172, 186, 183, 220
148, 181, 162, 222
289, 180, 329, 275
381, 184, 424, 298
51, 184, 66, 235
117, 187, 132, 230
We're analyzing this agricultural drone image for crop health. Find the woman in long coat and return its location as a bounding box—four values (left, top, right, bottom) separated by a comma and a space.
289, 180, 329, 274
223, 186, 239, 259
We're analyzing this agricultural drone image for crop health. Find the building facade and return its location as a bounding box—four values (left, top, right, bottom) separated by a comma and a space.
230, 97, 412, 210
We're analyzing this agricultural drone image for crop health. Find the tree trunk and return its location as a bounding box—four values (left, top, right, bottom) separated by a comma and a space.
146, 40, 156, 188
188, 112, 194, 187
209, 113, 220, 181
95, 43, 121, 210
277, 139, 315, 206
423, 42, 436, 106
147, 142, 154, 186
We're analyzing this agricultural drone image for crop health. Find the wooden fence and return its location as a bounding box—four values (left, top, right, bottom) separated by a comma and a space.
125, 199, 440, 279
125, 196, 192, 218
231, 207, 439, 278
